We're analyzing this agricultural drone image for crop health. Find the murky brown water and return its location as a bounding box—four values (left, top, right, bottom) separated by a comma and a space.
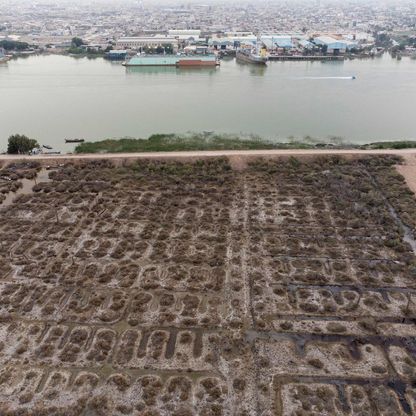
1, 168, 52, 207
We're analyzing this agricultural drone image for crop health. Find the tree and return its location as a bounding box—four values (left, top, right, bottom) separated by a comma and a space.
7, 134, 39, 154
71, 37, 85, 48
0, 39, 29, 51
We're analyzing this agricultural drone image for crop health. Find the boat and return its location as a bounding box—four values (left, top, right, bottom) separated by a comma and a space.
65, 139, 85, 143
43, 151, 61, 155
236, 37, 268, 66
124, 53, 219, 67
42, 145, 53, 150
105, 50, 128, 61
236, 48, 268, 65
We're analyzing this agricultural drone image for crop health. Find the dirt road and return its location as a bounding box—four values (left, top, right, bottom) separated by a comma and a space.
396, 153, 416, 194
2, 148, 415, 191
1, 148, 416, 161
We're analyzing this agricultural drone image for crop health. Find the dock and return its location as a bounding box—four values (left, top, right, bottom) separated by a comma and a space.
268, 55, 345, 61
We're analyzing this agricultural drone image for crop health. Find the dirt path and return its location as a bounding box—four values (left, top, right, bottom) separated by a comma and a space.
396, 153, 416, 194
1, 148, 416, 162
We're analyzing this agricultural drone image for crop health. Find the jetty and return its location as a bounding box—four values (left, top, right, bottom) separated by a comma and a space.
268, 55, 345, 61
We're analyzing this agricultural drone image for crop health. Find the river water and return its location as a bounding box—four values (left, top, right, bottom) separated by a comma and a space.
0, 54, 415, 152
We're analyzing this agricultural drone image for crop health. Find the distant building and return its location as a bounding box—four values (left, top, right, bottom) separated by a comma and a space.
224, 31, 255, 38
345, 32, 374, 43
209, 33, 257, 50
115, 36, 179, 50
168, 30, 202, 41
183, 45, 209, 54
261, 35, 293, 50
299, 39, 314, 49
314, 36, 349, 54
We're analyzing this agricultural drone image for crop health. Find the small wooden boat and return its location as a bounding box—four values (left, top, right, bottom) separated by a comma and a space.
43, 145, 53, 150
65, 139, 85, 143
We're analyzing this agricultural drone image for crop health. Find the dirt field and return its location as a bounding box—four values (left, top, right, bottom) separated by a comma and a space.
1, 154, 416, 415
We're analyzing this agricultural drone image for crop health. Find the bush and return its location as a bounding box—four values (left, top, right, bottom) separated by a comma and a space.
7, 134, 39, 154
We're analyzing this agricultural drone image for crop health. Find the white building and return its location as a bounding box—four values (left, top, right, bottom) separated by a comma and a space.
224, 31, 255, 38
168, 30, 202, 41
115, 36, 179, 50
209, 32, 257, 49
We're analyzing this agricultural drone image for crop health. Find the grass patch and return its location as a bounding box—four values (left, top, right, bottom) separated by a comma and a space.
75, 133, 337, 154
74, 133, 416, 154
360, 141, 416, 150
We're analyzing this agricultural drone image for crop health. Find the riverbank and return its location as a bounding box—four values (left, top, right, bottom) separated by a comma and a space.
73, 134, 318, 153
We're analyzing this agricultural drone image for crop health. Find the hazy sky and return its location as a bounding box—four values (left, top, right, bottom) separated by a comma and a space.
1, 0, 412, 3
0, 0, 413, 8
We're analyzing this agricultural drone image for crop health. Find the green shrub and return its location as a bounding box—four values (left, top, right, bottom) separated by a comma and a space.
7, 134, 39, 154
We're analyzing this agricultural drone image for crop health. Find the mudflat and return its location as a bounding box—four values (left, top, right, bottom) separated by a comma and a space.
1, 154, 416, 415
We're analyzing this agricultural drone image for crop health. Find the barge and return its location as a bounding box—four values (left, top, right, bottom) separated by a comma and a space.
124, 54, 219, 67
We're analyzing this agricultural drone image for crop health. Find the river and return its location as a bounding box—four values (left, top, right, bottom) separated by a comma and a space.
0, 54, 415, 152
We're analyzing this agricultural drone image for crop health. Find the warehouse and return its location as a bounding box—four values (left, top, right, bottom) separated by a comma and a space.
313, 36, 349, 54
261, 35, 293, 51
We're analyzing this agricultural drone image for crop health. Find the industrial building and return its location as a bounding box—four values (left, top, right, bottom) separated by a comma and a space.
261, 35, 293, 50
208, 32, 257, 50
313, 36, 353, 54
115, 36, 179, 50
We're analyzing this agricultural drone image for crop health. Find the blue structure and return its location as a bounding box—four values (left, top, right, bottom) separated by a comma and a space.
105, 50, 128, 60
313, 37, 350, 53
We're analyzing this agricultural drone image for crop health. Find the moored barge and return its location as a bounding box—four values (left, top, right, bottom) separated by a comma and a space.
124, 54, 219, 67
